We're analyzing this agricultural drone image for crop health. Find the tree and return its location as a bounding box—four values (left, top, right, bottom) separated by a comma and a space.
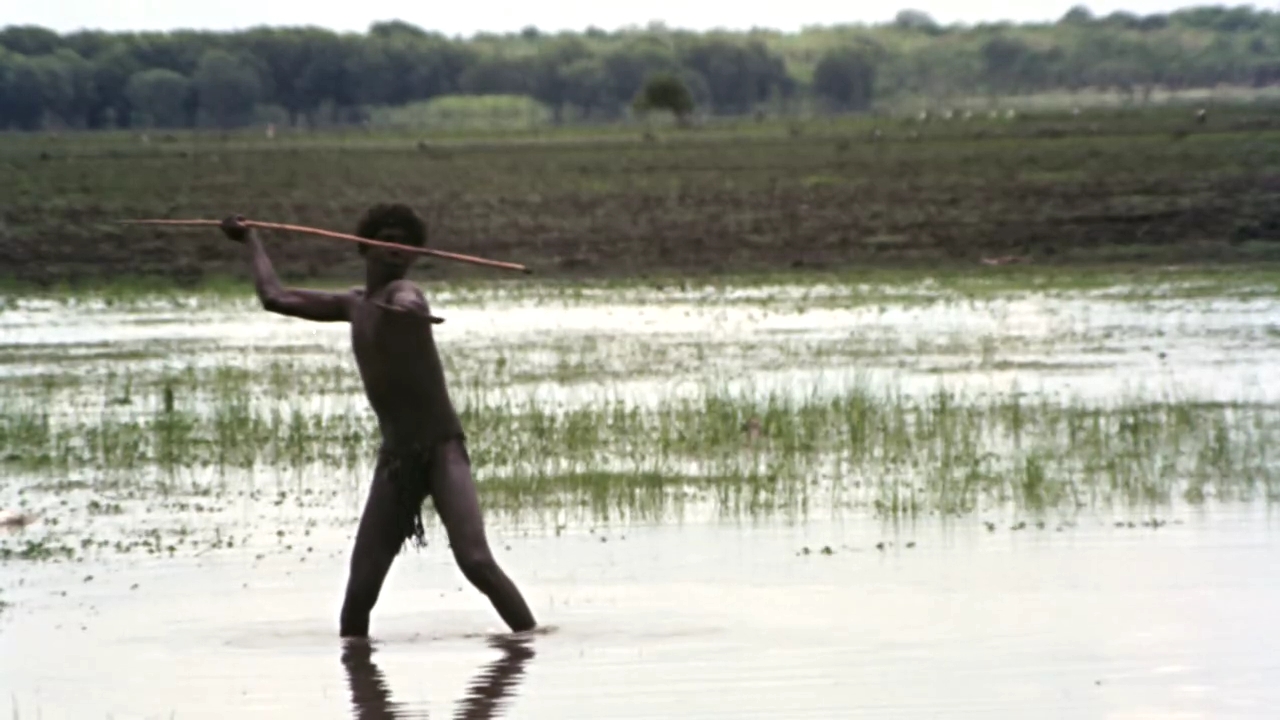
192, 49, 261, 127
0, 12, 1279, 130
602, 41, 679, 108
125, 68, 191, 127
0, 25, 61, 56
369, 20, 431, 40
812, 46, 877, 112
981, 36, 1034, 95
894, 10, 942, 34
1172, 6, 1268, 32
52, 48, 95, 127
632, 72, 694, 123
38, 53, 78, 125
1101, 11, 1146, 30
530, 37, 593, 122
349, 33, 477, 108
560, 57, 615, 118
459, 55, 533, 95
130, 31, 210, 76
240, 29, 314, 125
61, 30, 117, 61
88, 44, 140, 128
678, 37, 789, 114
0, 52, 15, 129
1059, 6, 1094, 26
296, 34, 360, 124
0, 52, 73, 130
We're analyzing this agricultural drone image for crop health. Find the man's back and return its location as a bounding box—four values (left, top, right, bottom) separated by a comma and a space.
349, 280, 463, 449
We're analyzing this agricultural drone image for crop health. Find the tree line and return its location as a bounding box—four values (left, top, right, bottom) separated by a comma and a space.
1, 5, 1277, 131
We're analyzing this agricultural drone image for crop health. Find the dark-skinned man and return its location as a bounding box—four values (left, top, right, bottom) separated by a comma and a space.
219, 204, 536, 638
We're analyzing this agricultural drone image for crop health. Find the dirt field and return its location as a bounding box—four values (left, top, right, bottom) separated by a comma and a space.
2, 106, 1279, 286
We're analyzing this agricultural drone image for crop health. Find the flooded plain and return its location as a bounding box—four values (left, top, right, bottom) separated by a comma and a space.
2, 270, 1279, 718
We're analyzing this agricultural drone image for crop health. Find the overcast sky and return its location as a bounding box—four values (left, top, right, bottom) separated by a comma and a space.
7, 1, 1252, 36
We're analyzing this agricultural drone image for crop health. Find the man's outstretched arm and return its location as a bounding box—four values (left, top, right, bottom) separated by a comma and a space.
221, 215, 352, 322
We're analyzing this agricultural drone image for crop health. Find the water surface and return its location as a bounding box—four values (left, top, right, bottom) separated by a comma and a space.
2, 276, 1278, 718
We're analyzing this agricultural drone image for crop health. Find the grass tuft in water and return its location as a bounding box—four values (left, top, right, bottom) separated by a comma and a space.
3, 367, 1276, 523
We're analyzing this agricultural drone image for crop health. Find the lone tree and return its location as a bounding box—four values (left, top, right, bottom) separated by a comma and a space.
813, 46, 877, 112
125, 68, 192, 128
632, 72, 694, 125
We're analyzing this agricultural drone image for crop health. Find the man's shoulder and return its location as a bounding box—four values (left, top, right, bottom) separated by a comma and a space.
384, 278, 424, 295
384, 280, 429, 313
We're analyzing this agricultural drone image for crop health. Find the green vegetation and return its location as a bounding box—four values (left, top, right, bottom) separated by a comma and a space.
812, 46, 878, 112
632, 74, 696, 123
367, 95, 553, 131
2, 269, 1278, 564
3, 362, 1276, 524
2, 7, 1280, 131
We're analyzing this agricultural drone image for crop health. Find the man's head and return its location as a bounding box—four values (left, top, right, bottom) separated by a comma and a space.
355, 203, 427, 269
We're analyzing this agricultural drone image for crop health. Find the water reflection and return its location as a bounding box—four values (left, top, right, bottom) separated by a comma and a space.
341, 635, 536, 719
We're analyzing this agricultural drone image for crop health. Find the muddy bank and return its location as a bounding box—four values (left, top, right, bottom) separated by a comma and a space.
2, 117, 1279, 286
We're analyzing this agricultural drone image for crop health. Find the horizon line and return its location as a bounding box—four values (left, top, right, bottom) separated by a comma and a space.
7, 4, 1269, 39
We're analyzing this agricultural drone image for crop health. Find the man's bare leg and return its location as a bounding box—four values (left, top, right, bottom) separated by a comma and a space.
340, 463, 405, 638
430, 439, 537, 632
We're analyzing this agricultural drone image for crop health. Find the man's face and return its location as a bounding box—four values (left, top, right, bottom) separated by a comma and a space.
365, 232, 419, 270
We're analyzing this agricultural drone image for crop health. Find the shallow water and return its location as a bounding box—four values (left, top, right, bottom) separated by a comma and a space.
2, 277, 1280, 717
3, 511, 1278, 718
3, 283, 1279, 405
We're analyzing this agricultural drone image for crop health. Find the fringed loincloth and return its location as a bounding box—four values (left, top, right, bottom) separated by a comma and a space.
375, 434, 467, 552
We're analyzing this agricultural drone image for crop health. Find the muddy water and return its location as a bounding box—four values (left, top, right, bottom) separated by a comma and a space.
3, 510, 1278, 718
3, 279, 1280, 718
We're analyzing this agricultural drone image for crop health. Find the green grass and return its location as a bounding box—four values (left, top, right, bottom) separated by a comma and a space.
367, 94, 554, 131
3, 367, 1275, 525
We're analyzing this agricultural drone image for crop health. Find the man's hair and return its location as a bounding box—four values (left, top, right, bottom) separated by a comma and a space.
354, 203, 427, 254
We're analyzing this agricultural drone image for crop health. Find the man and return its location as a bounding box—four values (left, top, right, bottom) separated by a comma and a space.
219, 204, 536, 637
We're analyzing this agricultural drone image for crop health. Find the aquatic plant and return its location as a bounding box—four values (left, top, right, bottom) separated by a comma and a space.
3, 369, 1276, 522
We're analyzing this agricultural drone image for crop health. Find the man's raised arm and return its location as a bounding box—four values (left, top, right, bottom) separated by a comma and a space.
221, 215, 352, 322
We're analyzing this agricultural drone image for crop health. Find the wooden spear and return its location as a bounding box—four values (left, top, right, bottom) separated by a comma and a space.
119, 218, 532, 274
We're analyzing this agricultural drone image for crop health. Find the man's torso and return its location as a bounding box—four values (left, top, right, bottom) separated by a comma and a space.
348, 285, 463, 449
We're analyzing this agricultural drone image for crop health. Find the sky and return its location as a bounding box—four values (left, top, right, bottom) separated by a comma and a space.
4, 1, 1258, 36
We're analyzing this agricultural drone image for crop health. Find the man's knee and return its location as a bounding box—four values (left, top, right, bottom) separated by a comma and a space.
454, 545, 500, 587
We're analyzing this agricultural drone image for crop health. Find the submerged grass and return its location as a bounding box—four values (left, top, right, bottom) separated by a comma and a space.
3, 273, 1278, 565
2, 367, 1276, 526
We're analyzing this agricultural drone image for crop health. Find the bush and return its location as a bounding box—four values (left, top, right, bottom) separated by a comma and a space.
632, 73, 694, 123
